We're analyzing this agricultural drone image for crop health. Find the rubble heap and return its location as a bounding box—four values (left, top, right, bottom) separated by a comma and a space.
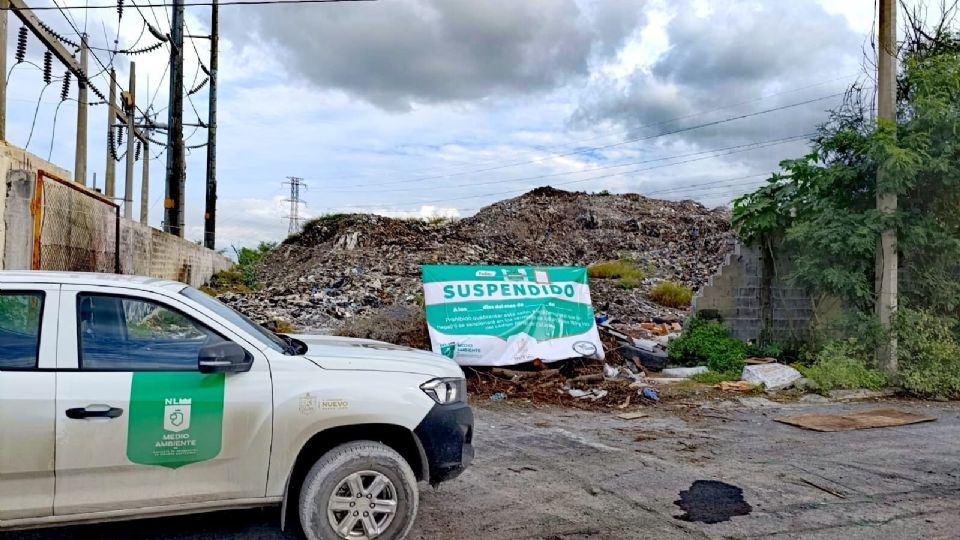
219, 187, 733, 334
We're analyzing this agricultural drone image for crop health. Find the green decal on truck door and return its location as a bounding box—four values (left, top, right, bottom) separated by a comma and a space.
127, 372, 225, 469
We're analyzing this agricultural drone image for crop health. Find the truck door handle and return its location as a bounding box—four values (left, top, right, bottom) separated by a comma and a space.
66, 406, 124, 420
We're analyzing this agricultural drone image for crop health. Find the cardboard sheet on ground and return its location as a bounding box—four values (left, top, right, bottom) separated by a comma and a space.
421, 265, 604, 366
776, 408, 936, 432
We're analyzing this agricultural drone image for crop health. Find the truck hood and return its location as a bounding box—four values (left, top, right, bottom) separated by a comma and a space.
292, 334, 464, 379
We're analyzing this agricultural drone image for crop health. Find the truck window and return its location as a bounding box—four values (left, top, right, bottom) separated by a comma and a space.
77, 294, 228, 371
0, 292, 44, 369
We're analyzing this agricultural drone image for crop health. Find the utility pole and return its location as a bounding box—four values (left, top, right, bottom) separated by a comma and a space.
203, 0, 219, 249
140, 124, 150, 224
74, 34, 88, 185
123, 62, 136, 219
877, 0, 898, 375
164, 0, 186, 237
0, 0, 7, 141
283, 176, 307, 235
105, 69, 117, 198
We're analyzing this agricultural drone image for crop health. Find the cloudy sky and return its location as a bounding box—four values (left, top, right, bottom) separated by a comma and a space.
6, 0, 882, 249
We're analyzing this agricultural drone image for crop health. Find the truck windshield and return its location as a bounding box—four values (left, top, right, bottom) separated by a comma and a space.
180, 286, 290, 354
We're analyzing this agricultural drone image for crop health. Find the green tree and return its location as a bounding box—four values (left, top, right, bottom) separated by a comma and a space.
733, 22, 960, 317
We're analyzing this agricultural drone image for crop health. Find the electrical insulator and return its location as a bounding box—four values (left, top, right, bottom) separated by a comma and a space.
16, 27, 28, 64
117, 125, 124, 147
117, 0, 124, 19
108, 129, 118, 160
135, 140, 142, 161
61, 72, 71, 101
43, 51, 52, 84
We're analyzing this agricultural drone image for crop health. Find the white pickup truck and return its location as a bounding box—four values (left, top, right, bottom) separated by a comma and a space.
0, 271, 474, 540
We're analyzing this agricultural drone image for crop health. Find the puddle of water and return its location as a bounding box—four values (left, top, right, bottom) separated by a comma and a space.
674, 480, 752, 524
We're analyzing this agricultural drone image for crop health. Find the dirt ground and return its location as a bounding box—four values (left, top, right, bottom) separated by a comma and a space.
5, 397, 960, 540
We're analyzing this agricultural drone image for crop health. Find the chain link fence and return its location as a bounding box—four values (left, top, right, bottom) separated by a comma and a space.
32, 171, 120, 273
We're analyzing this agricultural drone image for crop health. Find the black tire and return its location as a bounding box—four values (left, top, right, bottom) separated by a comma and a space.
298, 441, 419, 540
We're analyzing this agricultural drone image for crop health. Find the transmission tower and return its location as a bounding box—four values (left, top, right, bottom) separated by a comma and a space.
283, 176, 308, 234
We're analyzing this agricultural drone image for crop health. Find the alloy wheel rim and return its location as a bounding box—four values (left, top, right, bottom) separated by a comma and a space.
327, 470, 398, 539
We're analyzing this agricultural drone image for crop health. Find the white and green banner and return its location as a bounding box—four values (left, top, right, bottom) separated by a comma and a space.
422, 265, 604, 366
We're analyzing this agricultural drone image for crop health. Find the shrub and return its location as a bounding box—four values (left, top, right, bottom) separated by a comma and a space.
668, 318, 748, 373
206, 269, 251, 293
221, 241, 276, 289
588, 259, 642, 279
649, 281, 693, 308
588, 259, 652, 289
896, 309, 960, 400
797, 340, 888, 392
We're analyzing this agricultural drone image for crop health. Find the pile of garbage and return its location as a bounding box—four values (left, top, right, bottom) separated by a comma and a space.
219, 187, 733, 334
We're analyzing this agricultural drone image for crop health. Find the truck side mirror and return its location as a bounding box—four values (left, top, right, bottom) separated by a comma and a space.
199, 341, 253, 374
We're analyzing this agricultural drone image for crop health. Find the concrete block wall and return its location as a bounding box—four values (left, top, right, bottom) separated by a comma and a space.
1, 143, 232, 288
1, 142, 72, 270
693, 239, 816, 343
119, 222, 233, 288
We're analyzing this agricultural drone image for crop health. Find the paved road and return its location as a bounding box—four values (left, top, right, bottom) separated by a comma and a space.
5, 398, 960, 539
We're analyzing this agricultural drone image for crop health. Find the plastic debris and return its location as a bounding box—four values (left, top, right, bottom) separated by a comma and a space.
490, 392, 507, 401
640, 387, 660, 402
568, 388, 609, 401
603, 363, 620, 379
741, 363, 803, 391
662, 366, 709, 378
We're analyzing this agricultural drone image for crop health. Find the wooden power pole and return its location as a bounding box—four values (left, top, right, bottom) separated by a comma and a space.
74, 34, 88, 185
123, 62, 136, 219
877, 0, 898, 375
105, 69, 117, 197
165, 0, 186, 237
203, 0, 219, 249
0, 0, 7, 141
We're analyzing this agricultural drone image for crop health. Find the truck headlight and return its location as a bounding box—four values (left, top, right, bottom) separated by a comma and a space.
420, 377, 467, 405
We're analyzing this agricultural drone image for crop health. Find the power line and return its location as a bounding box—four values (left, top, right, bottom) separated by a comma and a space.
309, 91, 846, 191
323, 133, 810, 195
307, 72, 862, 184
330, 133, 814, 211
3, 0, 376, 10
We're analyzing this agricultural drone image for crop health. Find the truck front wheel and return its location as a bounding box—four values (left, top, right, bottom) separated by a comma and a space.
299, 441, 419, 540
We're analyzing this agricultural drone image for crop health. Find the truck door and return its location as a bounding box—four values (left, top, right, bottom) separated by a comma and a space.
0, 284, 59, 522
53, 285, 273, 515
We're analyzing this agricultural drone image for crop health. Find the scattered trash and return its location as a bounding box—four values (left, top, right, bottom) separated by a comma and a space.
224, 189, 732, 335
603, 363, 620, 379
617, 411, 649, 420
776, 408, 936, 432
569, 373, 605, 385
714, 381, 755, 392
567, 388, 609, 401
662, 366, 709, 378
741, 363, 803, 391
640, 387, 660, 402
490, 392, 507, 401
674, 480, 752, 524
644, 377, 687, 385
